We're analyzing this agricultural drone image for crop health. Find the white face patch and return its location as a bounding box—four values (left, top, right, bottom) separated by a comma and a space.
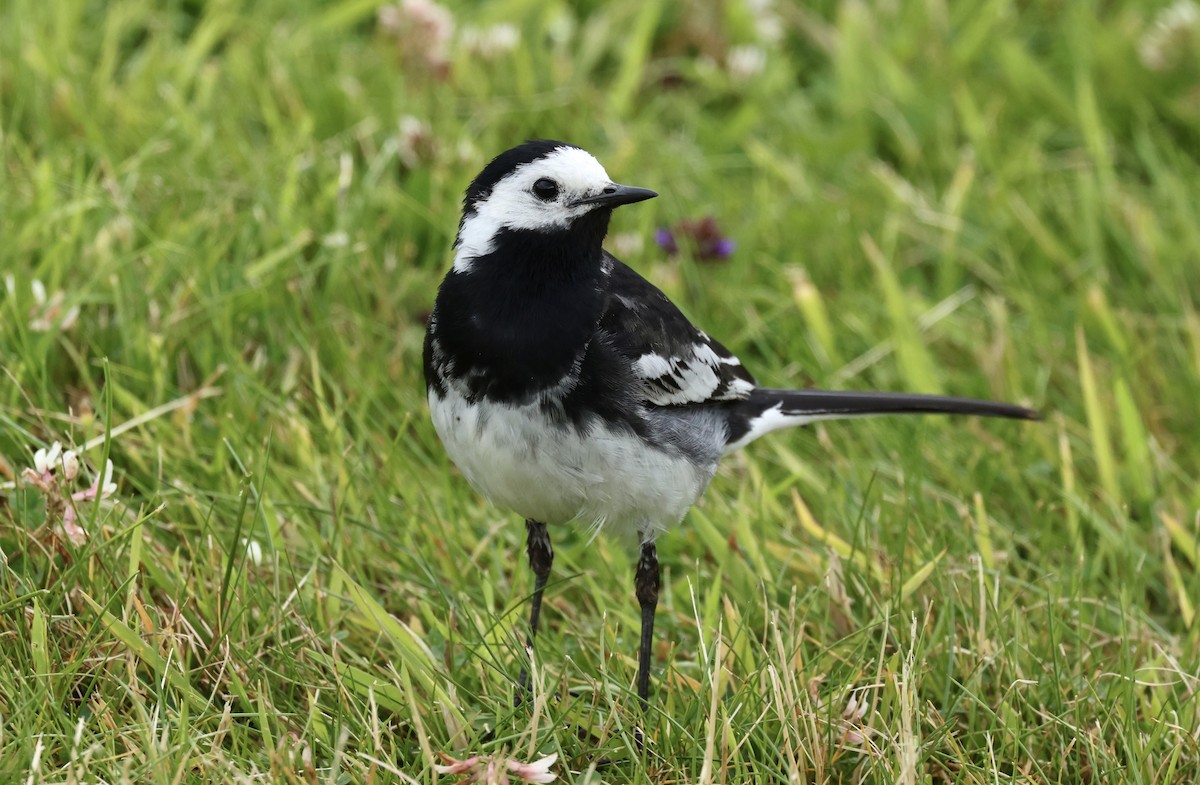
453, 146, 615, 272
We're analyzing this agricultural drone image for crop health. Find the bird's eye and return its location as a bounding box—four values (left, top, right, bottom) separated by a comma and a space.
532, 178, 560, 201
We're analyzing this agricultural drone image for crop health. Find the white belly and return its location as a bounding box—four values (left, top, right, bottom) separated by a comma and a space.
429, 387, 712, 540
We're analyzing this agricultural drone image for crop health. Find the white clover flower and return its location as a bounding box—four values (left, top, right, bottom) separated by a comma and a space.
58, 305, 80, 330
1140, 0, 1199, 70
27, 283, 78, 332
434, 752, 558, 783
21, 440, 119, 547
456, 139, 479, 164
59, 518, 87, 546
461, 23, 521, 59
71, 458, 118, 502
378, 0, 455, 74
242, 538, 265, 565
397, 115, 434, 169
546, 13, 575, 48
96, 459, 117, 498
322, 231, 350, 248
433, 755, 481, 776
841, 693, 870, 745
727, 45, 767, 81
745, 0, 784, 42
61, 450, 80, 481
33, 442, 62, 476
507, 754, 558, 783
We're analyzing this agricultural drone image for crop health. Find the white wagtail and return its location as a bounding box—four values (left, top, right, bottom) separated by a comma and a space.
424, 139, 1039, 711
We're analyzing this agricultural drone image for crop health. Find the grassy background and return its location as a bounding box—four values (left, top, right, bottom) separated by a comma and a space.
3, 0, 1199, 782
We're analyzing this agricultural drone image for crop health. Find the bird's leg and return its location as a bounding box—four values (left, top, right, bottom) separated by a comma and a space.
633, 537, 660, 751
635, 538, 660, 708
516, 519, 553, 698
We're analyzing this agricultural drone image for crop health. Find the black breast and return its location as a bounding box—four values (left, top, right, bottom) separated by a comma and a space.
425, 226, 608, 403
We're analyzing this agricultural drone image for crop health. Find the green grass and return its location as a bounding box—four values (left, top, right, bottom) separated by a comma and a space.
3, 0, 1199, 782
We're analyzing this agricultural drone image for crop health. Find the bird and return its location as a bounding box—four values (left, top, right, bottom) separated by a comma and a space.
423, 139, 1039, 718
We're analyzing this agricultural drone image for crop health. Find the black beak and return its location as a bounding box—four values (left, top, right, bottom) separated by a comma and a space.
570, 183, 658, 209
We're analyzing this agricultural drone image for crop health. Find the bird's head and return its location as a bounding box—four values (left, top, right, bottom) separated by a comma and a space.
453, 140, 657, 272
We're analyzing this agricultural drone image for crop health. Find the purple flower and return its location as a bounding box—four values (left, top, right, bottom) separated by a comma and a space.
655, 216, 735, 263
654, 227, 678, 255
710, 237, 736, 259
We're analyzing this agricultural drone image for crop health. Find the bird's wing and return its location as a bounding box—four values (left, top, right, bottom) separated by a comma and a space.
599, 254, 757, 406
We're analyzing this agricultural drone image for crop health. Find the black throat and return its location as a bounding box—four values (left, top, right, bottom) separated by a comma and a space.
426, 212, 613, 402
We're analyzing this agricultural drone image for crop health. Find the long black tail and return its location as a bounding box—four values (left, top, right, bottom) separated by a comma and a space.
763, 388, 1040, 420
724, 388, 1040, 451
